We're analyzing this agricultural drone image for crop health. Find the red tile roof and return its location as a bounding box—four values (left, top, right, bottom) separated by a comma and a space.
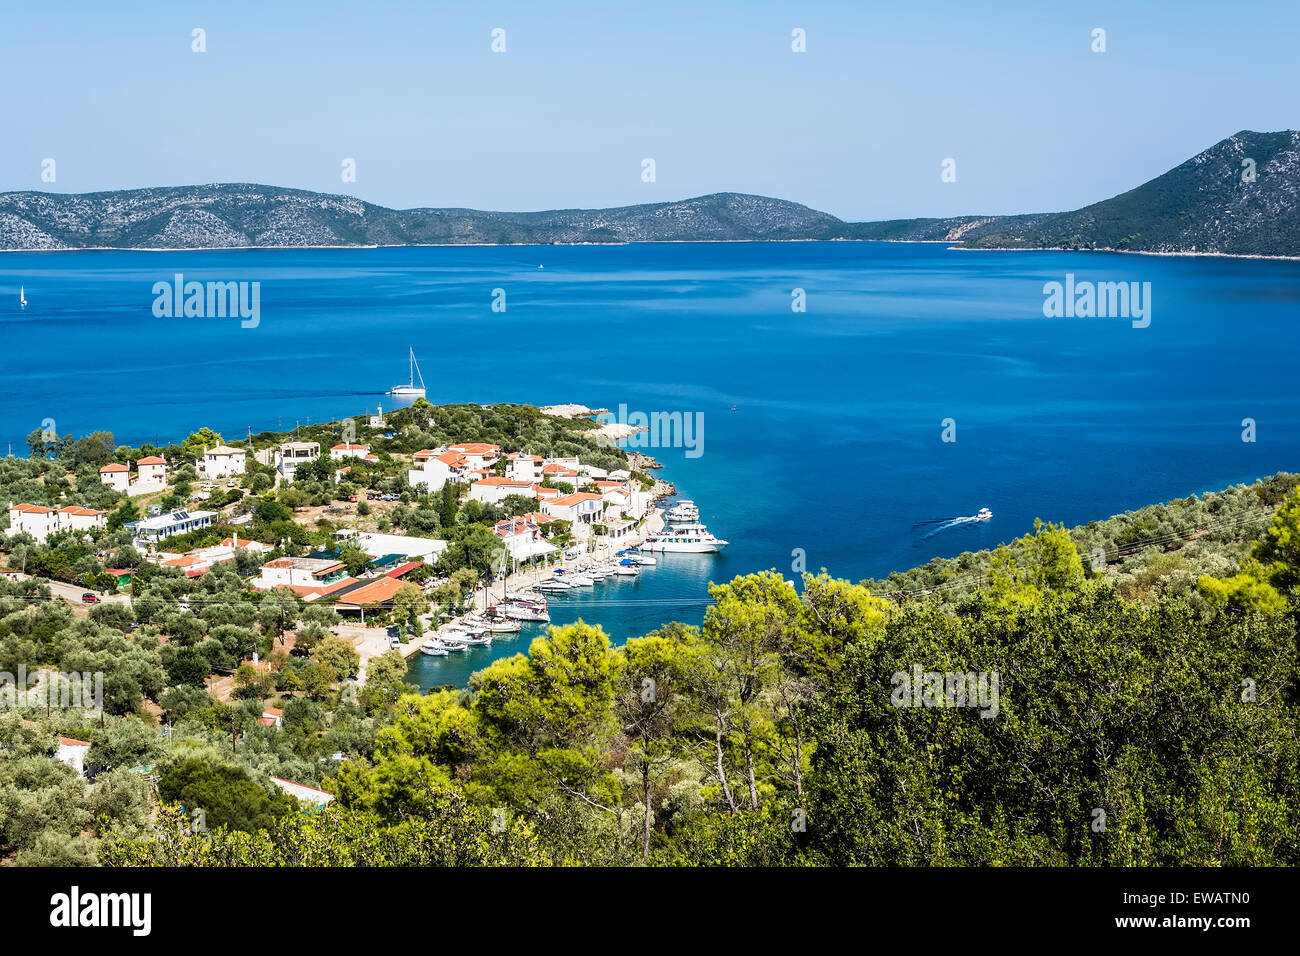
100, 463, 129, 473
137, 456, 166, 465
332, 576, 406, 607
385, 560, 422, 578
547, 492, 604, 507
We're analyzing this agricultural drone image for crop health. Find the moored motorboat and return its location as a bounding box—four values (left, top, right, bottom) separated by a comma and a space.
556, 570, 594, 586
501, 601, 550, 622
644, 522, 728, 553
420, 639, 449, 656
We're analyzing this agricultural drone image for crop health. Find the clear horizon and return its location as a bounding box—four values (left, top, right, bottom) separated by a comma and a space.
3, 0, 1298, 221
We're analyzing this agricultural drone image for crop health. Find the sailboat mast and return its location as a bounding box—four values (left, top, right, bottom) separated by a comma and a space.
411, 348, 426, 389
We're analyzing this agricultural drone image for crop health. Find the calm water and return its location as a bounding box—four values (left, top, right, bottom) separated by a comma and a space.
5, 243, 1299, 687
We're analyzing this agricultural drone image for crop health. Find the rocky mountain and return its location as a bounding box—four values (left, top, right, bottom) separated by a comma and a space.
0, 187, 842, 250
845, 130, 1300, 257
2, 131, 1296, 255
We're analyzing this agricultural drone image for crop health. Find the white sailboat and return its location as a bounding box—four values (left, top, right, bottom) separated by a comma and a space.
389, 347, 426, 396
19, 286, 27, 308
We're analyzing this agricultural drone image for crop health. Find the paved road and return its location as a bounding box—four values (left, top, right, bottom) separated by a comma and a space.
16, 574, 131, 607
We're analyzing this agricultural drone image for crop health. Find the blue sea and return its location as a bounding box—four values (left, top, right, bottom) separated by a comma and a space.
4, 242, 1299, 688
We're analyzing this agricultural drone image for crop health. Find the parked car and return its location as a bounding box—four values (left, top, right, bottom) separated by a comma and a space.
389, 637, 402, 649
81, 593, 100, 604
289, 647, 311, 658
348, 495, 358, 503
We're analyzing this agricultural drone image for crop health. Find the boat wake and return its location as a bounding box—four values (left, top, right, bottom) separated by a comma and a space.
914, 508, 993, 538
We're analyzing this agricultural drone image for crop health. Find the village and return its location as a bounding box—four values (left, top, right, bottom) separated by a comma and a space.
2, 403, 684, 700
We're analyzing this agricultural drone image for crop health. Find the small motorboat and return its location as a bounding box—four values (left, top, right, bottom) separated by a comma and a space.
501, 601, 550, 622
556, 570, 594, 586
420, 639, 449, 657
439, 631, 470, 650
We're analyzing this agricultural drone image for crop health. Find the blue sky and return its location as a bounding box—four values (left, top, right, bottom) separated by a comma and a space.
3, 0, 1297, 220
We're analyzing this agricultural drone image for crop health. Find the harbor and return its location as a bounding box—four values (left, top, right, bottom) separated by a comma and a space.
393, 501, 736, 689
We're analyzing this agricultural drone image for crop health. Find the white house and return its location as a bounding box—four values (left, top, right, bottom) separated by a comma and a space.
599, 487, 632, 516
197, 445, 246, 479
5, 504, 106, 544
451, 443, 501, 470
99, 462, 130, 492
126, 509, 216, 546
506, 453, 544, 483
329, 443, 370, 461
135, 455, 168, 487
57, 505, 108, 536
493, 514, 559, 562
55, 737, 91, 776
468, 476, 536, 505
540, 492, 605, 525
277, 441, 320, 481
6, 504, 58, 543
408, 449, 468, 493
254, 556, 348, 591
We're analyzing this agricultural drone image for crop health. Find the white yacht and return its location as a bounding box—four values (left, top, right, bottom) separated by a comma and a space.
420, 639, 449, 657
664, 499, 699, 523
537, 578, 573, 592
613, 562, 640, 576
644, 522, 729, 553
439, 630, 471, 649
976, 507, 993, 521
389, 347, 427, 397
19, 286, 27, 308
501, 599, 550, 622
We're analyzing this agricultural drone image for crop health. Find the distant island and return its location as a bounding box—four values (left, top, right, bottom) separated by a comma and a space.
3, 130, 1297, 257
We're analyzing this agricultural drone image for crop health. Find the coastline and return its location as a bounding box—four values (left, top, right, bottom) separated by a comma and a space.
6, 238, 1298, 262
947, 244, 1300, 263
